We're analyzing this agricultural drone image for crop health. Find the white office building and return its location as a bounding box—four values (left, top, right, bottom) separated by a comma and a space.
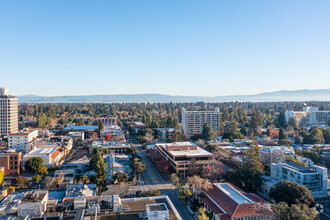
8, 128, 38, 153
182, 107, 220, 137
262, 162, 328, 199
285, 106, 330, 128
0, 88, 18, 137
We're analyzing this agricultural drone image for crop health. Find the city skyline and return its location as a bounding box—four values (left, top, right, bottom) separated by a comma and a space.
1, 0, 330, 96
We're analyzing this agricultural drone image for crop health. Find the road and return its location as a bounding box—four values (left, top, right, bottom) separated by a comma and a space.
136, 146, 194, 220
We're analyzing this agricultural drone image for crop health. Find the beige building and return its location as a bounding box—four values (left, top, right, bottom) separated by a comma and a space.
285, 106, 330, 128
0, 88, 18, 137
23, 148, 62, 168
182, 107, 220, 137
8, 128, 38, 153
155, 141, 213, 175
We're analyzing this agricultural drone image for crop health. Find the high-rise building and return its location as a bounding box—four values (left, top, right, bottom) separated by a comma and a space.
182, 107, 219, 137
285, 106, 330, 128
0, 88, 18, 137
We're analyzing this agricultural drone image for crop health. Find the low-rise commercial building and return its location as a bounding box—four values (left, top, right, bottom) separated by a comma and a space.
23, 148, 62, 168
262, 162, 328, 199
0, 149, 21, 176
0, 190, 49, 217
8, 128, 38, 153
199, 182, 275, 220
155, 141, 213, 175
132, 121, 146, 132
92, 140, 130, 154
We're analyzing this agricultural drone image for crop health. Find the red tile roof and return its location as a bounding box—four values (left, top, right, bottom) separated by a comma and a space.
51, 149, 61, 159
201, 182, 274, 218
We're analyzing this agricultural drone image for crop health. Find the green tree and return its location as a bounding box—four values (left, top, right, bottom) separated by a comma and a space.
37, 113, 48, 128
131, 158, 146, 175
286, 156, 307, 167
140, 190, 162, 197
178, 188, 193, 204
323, 129, 330, 144
278, 128, 290, 145
197, 207, 209, 220
271, 202, 317, 220
296, 150, 320, 164
170, 173, 182, 189
269, 181, 314, 207
202, 124, 215, 141
114, 172, 129, 183
224, 145, 263, 192
303, 128, 325, 144
249, 111, 263, 135
32, 175, 42, 182
89, 151, 108, 191
25, 157, 44, 173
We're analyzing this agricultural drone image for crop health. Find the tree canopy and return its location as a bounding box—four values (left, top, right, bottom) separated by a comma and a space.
269, 180, 314, 207
24, 157, 44, 173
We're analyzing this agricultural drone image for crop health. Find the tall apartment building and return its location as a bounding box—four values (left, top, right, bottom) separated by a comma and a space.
285, 106, 330, 128
262, 162, 327, 199
0, 88, 18, 137
8, 128, 38, 153
182, 107, 220, 137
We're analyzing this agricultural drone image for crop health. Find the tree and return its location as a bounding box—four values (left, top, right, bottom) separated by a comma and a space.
249, 111, 263, 135
37, 113, 48, 128
303, 128, 325, 144
126, 146, 137, 157
38, 166, 48, 175
32, 175, 42, 182
43, 176, 53, 190
25, 157, 44, 173
269, 181, 314, 207
202, 124, 215, 141
224, 145, 263, 192
12, 176, 29, 188
140, 190, 162, 197
276, 111, 286, 128
89, 151, 108, 192
195, 139, 206, 148
197, 207, 209, 220
186, 175, 213, 194
171, 173, 183, 189
286, 155, 307, 167
144, 133, 155, 143
114, 172, 129, 183
131, 158, 146, 175
278, 128, 290, 145
271, 202, 317, 220
74, 138, 83, 147
296, 150, 320, 164
178, 188, 192, 204
260, 150, 285, 166
323, 129, 330, 144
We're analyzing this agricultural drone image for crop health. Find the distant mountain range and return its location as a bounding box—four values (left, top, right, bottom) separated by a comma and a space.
18, 89, 330, 103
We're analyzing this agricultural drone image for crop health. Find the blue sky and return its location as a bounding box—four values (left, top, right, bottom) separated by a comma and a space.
0, 0, 329, 96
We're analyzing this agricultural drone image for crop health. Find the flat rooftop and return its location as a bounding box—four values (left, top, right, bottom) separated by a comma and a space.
147, 203, 168, 212
169, 146, 212, 157
283, 162, 315, 173
215, 183, 253, 204
66, 184, 97, 198
28, 147, 56, 155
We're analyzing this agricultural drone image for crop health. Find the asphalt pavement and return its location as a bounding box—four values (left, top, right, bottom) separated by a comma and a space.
135, 145, 194, 220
